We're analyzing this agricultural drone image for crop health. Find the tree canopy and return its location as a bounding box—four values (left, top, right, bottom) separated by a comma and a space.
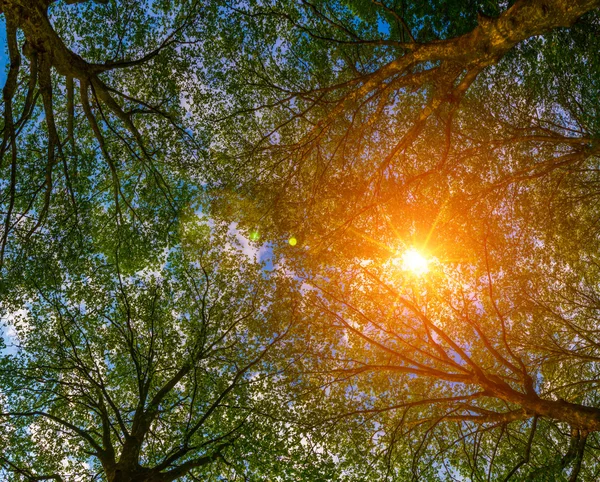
2, 0, 600, 480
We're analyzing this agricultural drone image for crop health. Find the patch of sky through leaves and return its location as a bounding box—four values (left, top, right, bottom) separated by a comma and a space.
0, 17, 6, 86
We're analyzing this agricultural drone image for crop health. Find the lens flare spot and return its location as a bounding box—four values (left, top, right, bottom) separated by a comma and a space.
289, 237, 297, 246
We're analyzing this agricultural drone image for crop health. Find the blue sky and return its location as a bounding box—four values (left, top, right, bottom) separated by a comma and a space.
0, 18, 6, 86
0, 19, 7, 355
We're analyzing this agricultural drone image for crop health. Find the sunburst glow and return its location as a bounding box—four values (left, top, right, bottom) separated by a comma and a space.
401, 248, 429, 276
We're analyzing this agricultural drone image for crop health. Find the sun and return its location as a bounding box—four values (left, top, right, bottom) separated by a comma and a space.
401, 248, 429, 276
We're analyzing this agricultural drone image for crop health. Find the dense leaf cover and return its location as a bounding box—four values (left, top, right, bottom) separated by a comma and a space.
1, 0, 600, 480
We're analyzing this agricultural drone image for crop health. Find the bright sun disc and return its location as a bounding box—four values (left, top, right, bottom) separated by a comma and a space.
401, 248, 429, 275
